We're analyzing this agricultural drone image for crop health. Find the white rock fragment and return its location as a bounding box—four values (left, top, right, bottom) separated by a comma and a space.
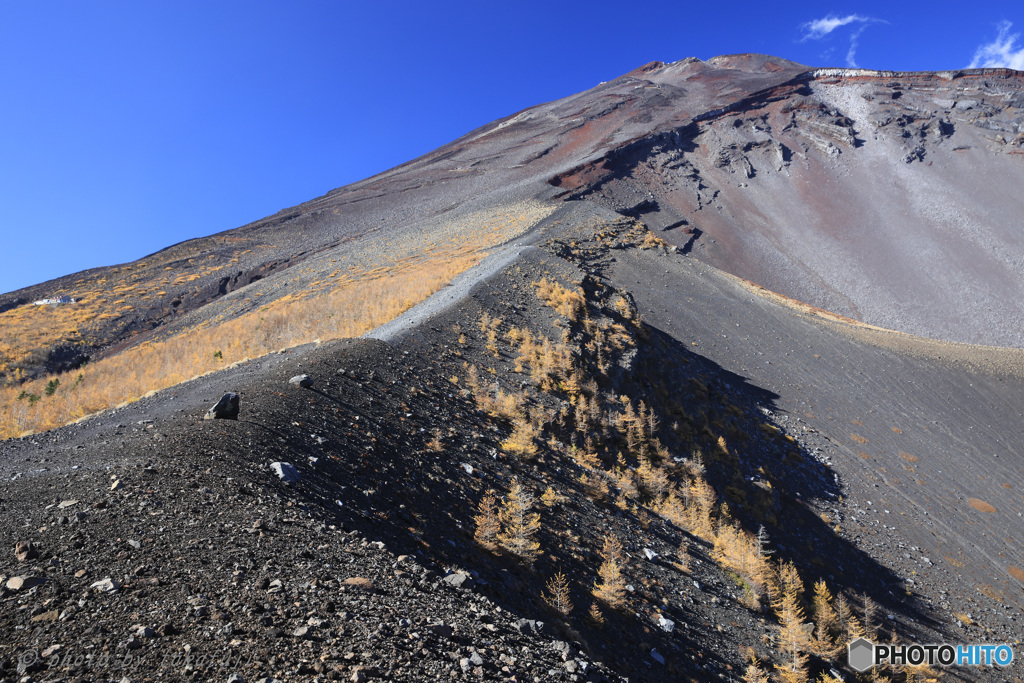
270, 462, 300, 483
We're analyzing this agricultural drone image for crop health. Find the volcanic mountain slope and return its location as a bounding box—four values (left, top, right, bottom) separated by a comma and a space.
4, 55, 1024, 404
2, 202, 1022, 682
3, 55, 1024, 682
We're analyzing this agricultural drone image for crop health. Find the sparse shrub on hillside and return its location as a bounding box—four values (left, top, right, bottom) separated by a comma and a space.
511, 328, 573, 392
713, 521, 768, 607
903, 662, 942, 682
426, 429, 444, 453
465, 364, 530, 424
774, 561, 810, 683
636, 458, 670, 502
571, 445, 602, 471
501, 415, 540, 459
544, 571, 574, 616
861, 593, 879, 639
593, 534, 627, 610
473, 492, 501, 551
610, 294, 637, 321
742, 661, 771, 683
479, 313, 503, 356
639, 231, 669, 250
540, 486, 560, 507
675, 539, 691, 573
497, 479, 541, 563
534, 277, 586, 321
810, 579, 841, 659
579, 472, 610, 503
835, 592, 864, 641
587, 602, 605, 629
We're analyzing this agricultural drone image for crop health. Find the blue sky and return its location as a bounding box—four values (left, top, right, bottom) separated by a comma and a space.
2, 1, 1023, 295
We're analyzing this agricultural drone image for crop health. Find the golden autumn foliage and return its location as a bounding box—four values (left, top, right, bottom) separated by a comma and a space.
544, 571, 574, 616
774, 560, 810, 682
810, 579, 842, 659
501, 416, 540, 458
2, 256, 480, 439
593, 534, 627, 609
497, 479, 541, 563
534, 278, 586, 321
473, 492, 501, 551
741, 661, 771, 683
2, 200, 558, 439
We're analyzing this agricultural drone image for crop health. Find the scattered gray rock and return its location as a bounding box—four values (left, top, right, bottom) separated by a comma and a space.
514, 618, 544, 635
349, 666, 378, 681
14, 540, 38, 561
459, 651, 483, 672
657, 615, 675, 633
643, 548, 658, 561
650, 649, 665, 665
270, 462, 300, 483
443, 572, 474, 589
6, 575, 45, 591
91, 577, 121, 593
205, 392, 240, 420
289, 374, 314, 388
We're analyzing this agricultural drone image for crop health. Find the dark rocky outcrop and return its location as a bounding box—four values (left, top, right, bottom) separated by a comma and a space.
204, 392, 240, 420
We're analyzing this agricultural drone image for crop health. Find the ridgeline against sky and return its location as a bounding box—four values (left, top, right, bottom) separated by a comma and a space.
2, 1, 1024, 295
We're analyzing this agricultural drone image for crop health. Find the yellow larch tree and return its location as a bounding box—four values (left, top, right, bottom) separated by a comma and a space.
497, 479, 541, 563
473, 492, 500, 551
593, 533, 627, 609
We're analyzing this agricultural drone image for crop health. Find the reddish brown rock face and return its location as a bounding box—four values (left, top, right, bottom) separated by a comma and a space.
543, 60, 1024, 347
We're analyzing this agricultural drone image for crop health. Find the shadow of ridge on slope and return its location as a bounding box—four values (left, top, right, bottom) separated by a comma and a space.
628, 320, 942, 637
527, 199, 944, 642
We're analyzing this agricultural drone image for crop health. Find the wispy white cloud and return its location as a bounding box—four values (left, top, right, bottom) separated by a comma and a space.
801, 14, 884, 68
969, 21, 1024, 70
802, 14, 871, 41
846, 25, 868, 68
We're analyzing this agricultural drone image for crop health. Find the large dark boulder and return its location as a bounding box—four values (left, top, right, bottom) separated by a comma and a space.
204, 392, 240, 420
